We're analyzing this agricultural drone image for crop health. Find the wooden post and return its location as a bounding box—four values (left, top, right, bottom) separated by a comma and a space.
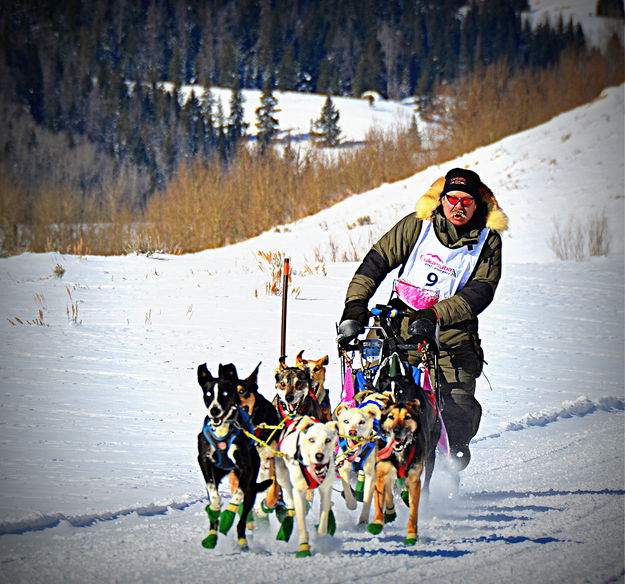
280, 258, 290, 357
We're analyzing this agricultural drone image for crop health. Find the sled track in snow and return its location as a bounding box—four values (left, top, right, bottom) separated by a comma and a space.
1, 396, 622, 538
0, 498, 204, 537
473, 395, 624, 444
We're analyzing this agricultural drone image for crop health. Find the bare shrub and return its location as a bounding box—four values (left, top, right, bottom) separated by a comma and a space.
547, 213, 612, 260
587, 213, 611, 257
8, 294, 49, 326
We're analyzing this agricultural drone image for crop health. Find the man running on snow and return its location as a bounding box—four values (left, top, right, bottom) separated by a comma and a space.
337, 167, 508, 477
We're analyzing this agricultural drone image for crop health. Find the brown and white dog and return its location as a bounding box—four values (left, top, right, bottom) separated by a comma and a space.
368, 395, 439, 545
272, 356, 326, 422
334, 393, 386, 524
295, 350, 331, 421
274, 415, 338, 557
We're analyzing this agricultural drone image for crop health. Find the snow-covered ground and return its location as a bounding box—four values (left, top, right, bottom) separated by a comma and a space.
0, 77, 622, 582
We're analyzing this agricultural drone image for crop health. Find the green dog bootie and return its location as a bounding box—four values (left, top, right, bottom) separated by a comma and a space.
314, 509, 336, 536
367, 522, 383, 535
355, 470, 365, 502
384, 508, 397, 523
201, 529, 218, 549
404, 536, 417, 546
204, 504, 221, 523
218, 502, 240, 534
276, 508, 295, 542
328, 509, 336, 536
296, 542, 311, 558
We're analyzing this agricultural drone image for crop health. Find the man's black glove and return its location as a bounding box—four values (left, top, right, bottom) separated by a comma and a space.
336, 320, 364, 348
406, 308, 439, 351
337, 299, 368, 348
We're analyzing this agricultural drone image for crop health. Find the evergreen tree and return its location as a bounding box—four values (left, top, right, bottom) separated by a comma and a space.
312, 95, 342, 147
227, 84, 249, 150
255, 81, 280, 153
597, 0, 624, 18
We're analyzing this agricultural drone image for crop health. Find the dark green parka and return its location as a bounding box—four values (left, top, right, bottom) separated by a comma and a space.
343, 175, 508, 351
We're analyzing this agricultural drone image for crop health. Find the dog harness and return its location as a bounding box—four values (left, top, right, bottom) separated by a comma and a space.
377, 439, 418, 478
336, 402, 382, 472
202, 407, 255, 471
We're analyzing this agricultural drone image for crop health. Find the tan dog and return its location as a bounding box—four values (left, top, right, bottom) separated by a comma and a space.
334, 395, 384, 524
368, 400, 430, 545
295, 350, 330, 421
274, 416, 339, 557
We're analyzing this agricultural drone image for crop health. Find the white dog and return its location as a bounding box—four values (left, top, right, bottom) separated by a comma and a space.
274, 415, 338, 557
334, 395, 385, 524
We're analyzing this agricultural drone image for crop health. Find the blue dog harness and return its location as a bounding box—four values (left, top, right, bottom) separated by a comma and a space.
202, 407, 255, 471
337, 401, 382, 472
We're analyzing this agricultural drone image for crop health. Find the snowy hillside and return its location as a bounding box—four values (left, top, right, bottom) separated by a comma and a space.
0, 74, 622, 583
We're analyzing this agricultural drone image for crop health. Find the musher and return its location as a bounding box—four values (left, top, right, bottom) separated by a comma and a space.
337, 167, 508, 477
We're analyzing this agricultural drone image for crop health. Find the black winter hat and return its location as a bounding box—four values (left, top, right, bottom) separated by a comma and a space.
442, 168, 482, 200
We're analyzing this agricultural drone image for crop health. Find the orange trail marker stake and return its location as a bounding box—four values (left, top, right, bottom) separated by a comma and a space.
280, 258, 290, 357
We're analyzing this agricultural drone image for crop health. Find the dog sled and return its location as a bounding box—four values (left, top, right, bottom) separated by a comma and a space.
335, 304, 449, 542
338, 304, 443, 415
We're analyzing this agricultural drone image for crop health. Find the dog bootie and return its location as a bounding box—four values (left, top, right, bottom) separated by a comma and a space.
260, 498, 275, 514
355, 470, 365, 502
403, 534, 418, 546
201, 529, 218, 549
314, 509, 336, 536
397, 478, 409, 507
367, 522, 383, 535
276, 508, 295, 542
328, 509, 336, 536
384, 507, 397, 523
218, 502, 240, 535
238, 537, 249, 551
296, 542, 311, 558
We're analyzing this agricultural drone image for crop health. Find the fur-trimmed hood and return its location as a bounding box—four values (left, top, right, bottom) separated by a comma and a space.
415, 176, 508, 233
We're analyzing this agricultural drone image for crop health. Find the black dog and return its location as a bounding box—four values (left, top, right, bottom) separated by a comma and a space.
236, 362, 284, 511
236, 362, 282, 440
197, 362, 271, 550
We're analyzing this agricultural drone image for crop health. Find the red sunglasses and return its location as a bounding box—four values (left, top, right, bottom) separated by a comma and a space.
444, 193, 476, 208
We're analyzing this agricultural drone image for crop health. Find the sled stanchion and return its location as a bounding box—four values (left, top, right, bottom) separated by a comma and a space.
280, 258, 290, 357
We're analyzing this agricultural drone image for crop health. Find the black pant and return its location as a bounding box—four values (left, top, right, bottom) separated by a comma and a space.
407, 340, 483, 471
